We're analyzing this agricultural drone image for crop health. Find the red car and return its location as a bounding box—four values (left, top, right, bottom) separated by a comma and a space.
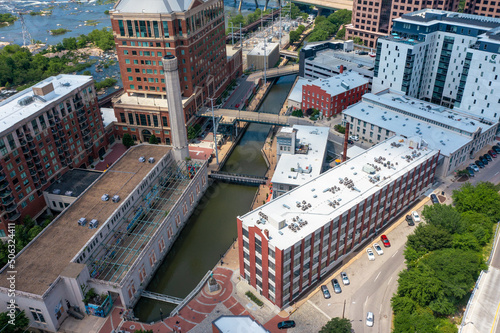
488, 150, 497, 158
235, 103, 240, 108
381, 235, 391, 247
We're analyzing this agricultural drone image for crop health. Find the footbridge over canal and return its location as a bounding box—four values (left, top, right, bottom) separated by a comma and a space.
209, 171, 267, 185
198, 108, 301, 126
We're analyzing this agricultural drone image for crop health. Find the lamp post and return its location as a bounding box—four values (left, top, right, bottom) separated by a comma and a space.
159, 308, 163, 322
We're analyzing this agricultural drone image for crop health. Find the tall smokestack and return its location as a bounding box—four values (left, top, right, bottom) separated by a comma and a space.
162, 55, 189, 162
342, 122, 350, 162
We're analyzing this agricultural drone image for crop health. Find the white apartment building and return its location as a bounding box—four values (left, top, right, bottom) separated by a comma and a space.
342, 91, 498, 177
372, 9, 500, 123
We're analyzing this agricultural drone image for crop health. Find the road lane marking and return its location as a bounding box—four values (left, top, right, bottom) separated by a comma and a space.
307, 300, 332, 320
495, 171, 499, 176
388, 277, 393, 285
392, 250, 398, 258
365, 296, 369, 305
380, 304, 383, 314
374, 272, 381, 281
490, 300, 500, 333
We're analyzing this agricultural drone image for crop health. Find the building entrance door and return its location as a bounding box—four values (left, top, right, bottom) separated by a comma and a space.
142, 129, 152, 142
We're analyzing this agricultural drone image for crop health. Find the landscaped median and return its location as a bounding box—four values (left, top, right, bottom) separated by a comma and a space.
245, 291, 264, 307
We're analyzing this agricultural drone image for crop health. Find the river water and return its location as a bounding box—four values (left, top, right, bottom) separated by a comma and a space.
133, 74, 296, 322
0, 0, 280, 46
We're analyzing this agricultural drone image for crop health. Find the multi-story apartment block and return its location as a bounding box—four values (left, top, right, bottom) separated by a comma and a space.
346, 0, 459, 48
372, 9, 500, 122
301, 72, 369, 117
0, 145, 208, 332
466, 0, 500, 17
0, 75, 107, 234
238, 136, 439, 308
342, 91, 498, 177
110, 0, 242, 144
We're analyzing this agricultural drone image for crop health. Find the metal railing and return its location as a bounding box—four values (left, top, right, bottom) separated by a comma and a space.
170, 270, 212, 317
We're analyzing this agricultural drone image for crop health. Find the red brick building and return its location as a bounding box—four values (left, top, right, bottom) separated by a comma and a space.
110, 0, 242, 144
301, 71, 369, 118
346, 0, 460, 48
237, 136, 439, 308
0, 75, 107, 234
466, 0, 500, 17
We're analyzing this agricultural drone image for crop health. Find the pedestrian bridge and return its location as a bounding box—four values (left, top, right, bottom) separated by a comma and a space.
248, 65, 299, 80
292, 0, 352, 10
209, 171, 268, 186
198, 108, 297, 126
279, 50, 299, 59
140, 291, 184, 305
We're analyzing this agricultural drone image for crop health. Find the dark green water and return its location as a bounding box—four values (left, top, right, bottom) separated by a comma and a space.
134, 74, 296, 322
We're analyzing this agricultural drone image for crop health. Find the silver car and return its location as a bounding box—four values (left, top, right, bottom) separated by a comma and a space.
366, 312, 374, 327
340, 272, 350, 285
331, 278, 342, 293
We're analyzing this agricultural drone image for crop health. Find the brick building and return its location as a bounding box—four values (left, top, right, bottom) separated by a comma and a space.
346, 0, 459, 48
110, 0, 242, 144
466, 0, 500, 17
0, 75, 107, 234
238, 136, 438, 308
301, 71, 369, 118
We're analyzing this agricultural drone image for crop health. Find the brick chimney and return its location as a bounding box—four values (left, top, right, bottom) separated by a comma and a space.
339, 65, 344, 74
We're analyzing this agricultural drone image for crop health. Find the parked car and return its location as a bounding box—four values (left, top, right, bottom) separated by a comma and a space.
340, 272, 350, 285
480, 156, 489, 165
430, 194, 440, 204
411, 211, 421, 223
366, 312, 374, 327
406, 214, 415, 226
469, 163, 479, 172
347, 139, 354, 144
321, 285, 331, 299
381, 235, 391, 247
278, 320, 296, 329
492, 146, 500, 154
466, 167, 475, 177
358, 51, 368, 55
373, 243, 384, 255
349, 135, 359, 141
475, 160, 485, 168
235, 103, 240, 108
366, 248, 375, 260
489, 150, 497, 158
484, 154, 492, 162
331, 278, 342, 293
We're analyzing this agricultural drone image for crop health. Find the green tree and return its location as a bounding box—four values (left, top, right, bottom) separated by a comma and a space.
148, 134, 158, 144
393, 308, 445, 333
422, 204, 465, 234
62, 37, 78, 50
319, 317, 352, 333
391, 295, 417, 316
83, 70, 91, 76
336, 27, 346, 39
405, 224, 452, 264
122, 133, 135, 148
327, 9, 352, 26
187, 124, 201, 140
452, 182, 500, 221
461, 211, 493, 245
134, 330, 153, 333
452, 233, 480, 251
396, 265, 442, 307
289, 30, 301, 44
353, 36, 363, 45
0, 310, 29, 332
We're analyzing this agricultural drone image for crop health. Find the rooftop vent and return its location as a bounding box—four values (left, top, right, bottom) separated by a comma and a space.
89, 219, 99, 229
18, 96, 34, 106
139, 156, 146, 163
78, 217, 87, 226
112, 195, 120, 203
101, 194, 109, 201
148, 157, 155, 163
64, 191, 73, 196
52, 189, 61, 195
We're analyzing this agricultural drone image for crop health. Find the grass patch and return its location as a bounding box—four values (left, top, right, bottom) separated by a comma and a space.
50, 28, 71, 35
245, 291, 264, 307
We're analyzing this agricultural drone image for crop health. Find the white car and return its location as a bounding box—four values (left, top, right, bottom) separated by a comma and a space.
469, 163, 479, 172
366, 248, 375, 260
349, 135, 359, 141
411, 211, 421, 223
373, 243, 384, 256
340, 272, 350, 285
366, 312, 374, 327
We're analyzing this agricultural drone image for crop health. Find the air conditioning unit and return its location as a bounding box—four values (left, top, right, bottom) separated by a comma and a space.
78, 217, 87, 226
112, 195, 120, 203
89, 219, 99, 229
148, 157, 155, 163
139, 156, 146, 163
101, 194, 110, 201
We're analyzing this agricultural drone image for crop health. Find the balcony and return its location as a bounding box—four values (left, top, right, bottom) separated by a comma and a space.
41, 178, 47, 185
36, 164, 43, 171
35, 182, 42, 189
22, 146, 29, 154
24, 153, 32, 161
32, 175, 39, 183
29, 169, 36, 176
49, 120, 56, 127
57, 149, 64, 155
60, 137, 67, 144
58, 129, 65, 137
47, 113, 54, 119
33, 157, 41, 164
0, 189, 12, 199
30, 149, 39, 157
56, 124, 63, 130
4, 203, 17, 213
80, 122, 89, 131
7, 211, 21, 222
0, 172, 6, 181
28, 142, 35, 150
63, 145, 69, 151
55, 117, 61, 123
61, 160, 68, 167
55, 141, 62, 148
19, 139, 27, 146
26, 134, 34, 142
84, 141, 93, 149
53, 133, 60, 141
77, 108, 86, 116
27, 162, 35, 169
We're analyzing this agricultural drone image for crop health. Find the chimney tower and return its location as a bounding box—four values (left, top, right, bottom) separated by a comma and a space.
162, 55, 189, 162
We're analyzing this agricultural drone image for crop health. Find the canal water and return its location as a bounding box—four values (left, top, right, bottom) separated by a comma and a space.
134, 74, 296, 322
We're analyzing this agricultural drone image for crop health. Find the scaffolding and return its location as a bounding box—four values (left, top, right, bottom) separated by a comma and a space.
86, 159, 203, 283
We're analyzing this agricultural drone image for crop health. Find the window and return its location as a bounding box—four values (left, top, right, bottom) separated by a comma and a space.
29, 308, 46, 323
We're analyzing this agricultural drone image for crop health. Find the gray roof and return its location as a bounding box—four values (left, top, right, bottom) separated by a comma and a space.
114, 0, 196, 14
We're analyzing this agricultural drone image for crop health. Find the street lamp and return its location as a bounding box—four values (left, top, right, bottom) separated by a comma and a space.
159, 308, 163, 322
208, 97, 219, 166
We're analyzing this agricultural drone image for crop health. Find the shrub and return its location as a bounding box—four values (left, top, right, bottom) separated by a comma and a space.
245, 291, 264, 306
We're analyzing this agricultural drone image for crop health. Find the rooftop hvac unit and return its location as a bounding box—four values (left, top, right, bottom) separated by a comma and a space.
78, 217, 87, 226
139, 156, 146, 163
148, 157, 155, 163
53, 189, 61, 195
112, 195, 120, 203
101, 194, 109, 201
18, 96, 34, 106
89, 219, 99, 229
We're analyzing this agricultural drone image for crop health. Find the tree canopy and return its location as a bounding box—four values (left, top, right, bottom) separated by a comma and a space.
122, 133, 135, 148
452, 182, 500, 221
422, 204, 465, 234
319, 317, 352, 333
308, 10, 351, 42
0, 310, 29, 332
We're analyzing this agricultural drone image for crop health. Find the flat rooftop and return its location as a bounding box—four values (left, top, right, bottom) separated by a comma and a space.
272, 125, 329, 186
343, 92, 496, 156
213, 316, 269, 333
44, 169, 102, 197
101, 107, 118, 127
288, 77, 311, 104
400, 8, 500, 28
307, 49, 375, 73
0, 145, 171, 295
304, 72, 368, 97
114, 93, 190, 108
241, 136, 438, 250
0, 75, 92, 136
248, 42, 279, 56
